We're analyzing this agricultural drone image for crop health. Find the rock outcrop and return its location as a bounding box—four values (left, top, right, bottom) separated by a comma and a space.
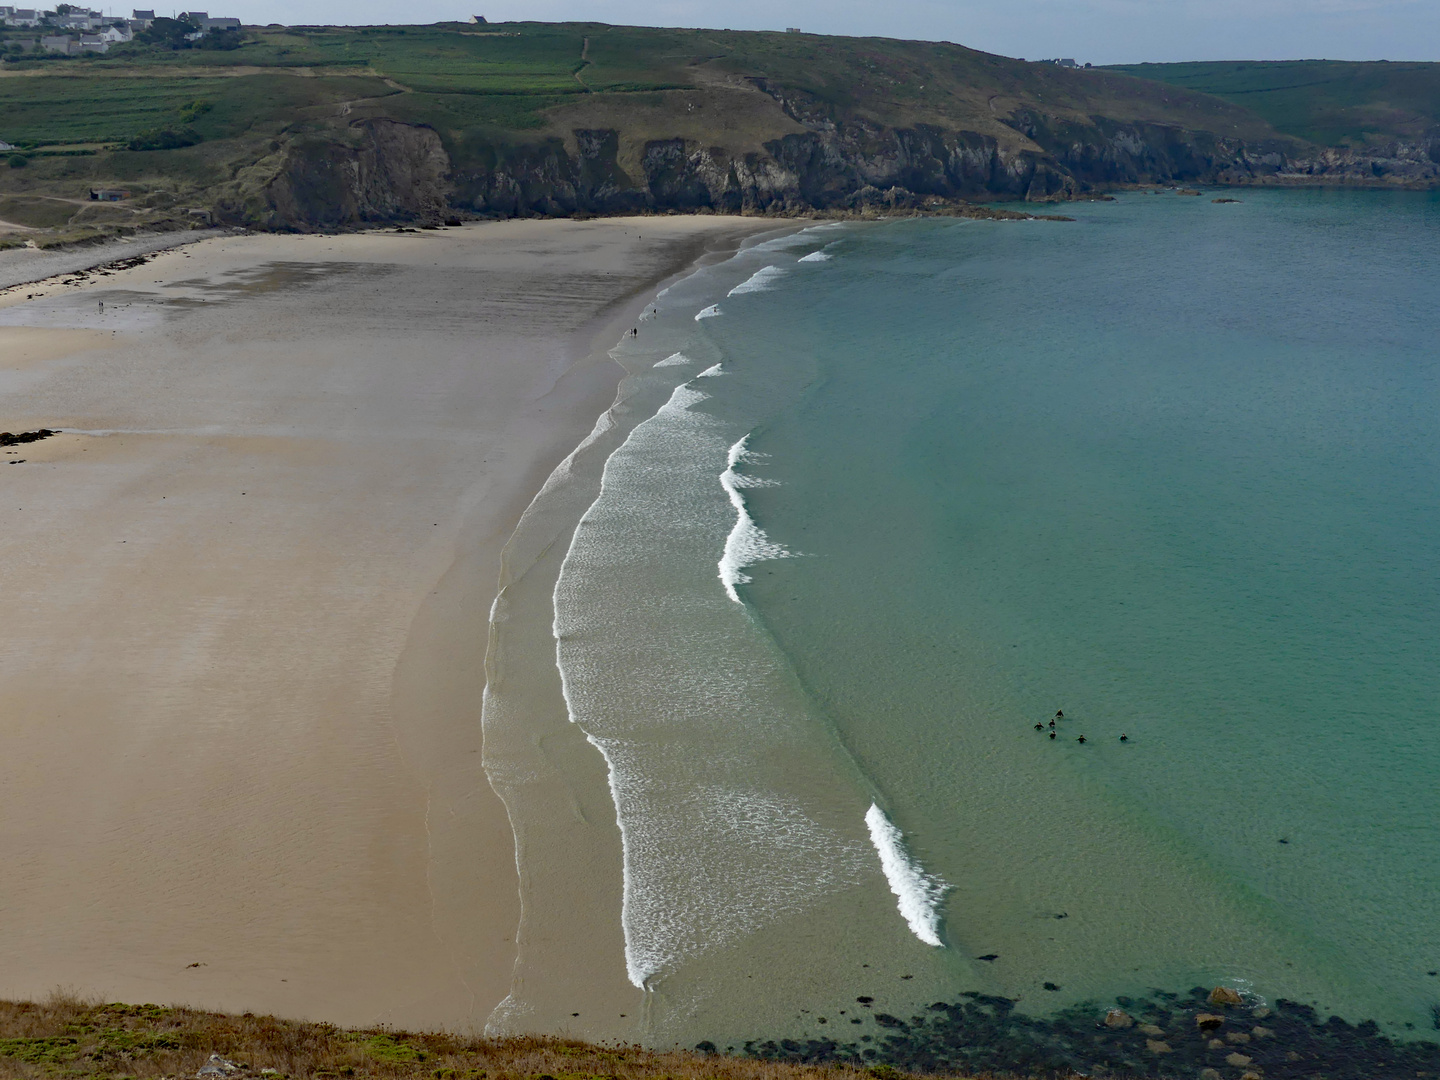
213, 104, 1439, 230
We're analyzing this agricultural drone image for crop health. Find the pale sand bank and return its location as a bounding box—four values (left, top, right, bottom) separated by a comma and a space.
0, 217, 777, 1031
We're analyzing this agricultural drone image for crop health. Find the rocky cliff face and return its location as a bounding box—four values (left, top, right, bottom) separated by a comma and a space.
218, 119, 452, 230
221, 107, 1439, 230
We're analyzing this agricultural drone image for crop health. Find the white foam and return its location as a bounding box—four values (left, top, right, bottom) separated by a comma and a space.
727, 265, 787, 296
695, 304, 721, 320
552, 383, 869, 990
653, 351, 693, 368
865, 803, 949, 947
718, 435, 793, 603
798, 251, 832, 263
696, 363, 724, 378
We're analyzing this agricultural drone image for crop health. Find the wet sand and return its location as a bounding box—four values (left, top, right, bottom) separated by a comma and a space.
0, 217, 777, 1031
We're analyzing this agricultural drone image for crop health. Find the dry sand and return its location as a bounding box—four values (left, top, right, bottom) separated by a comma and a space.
0, 217, 777, 1031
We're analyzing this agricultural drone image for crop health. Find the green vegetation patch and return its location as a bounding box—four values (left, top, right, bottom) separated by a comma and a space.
0, 1035, 81, 1064
0, 72, 398, 147
1106, 60, 1440, 146
364, 1034, 426, 1063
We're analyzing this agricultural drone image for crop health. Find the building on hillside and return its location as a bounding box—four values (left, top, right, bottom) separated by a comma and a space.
785, 26, 801, 32
98, 23, 130, 41
89, 188, 131, 201
131, 7, 153, 21
5, 8, 42, 25
40, 33, 76, 52
204, 16, 239, 29
468, 13, 485, 22
0, 140, 14, 151
79, 32, 107, 50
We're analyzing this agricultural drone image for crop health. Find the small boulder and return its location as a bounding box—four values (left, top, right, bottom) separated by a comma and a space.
1251, 1006, 1272, 1019
1226, 1031, 1252, 1044
196, 1055, 244, 1079
1138, 1023, 1165, 1037
1146, 1039, 1172, 1055
1225, 1052, 1253, 1068
1104, 1009, 1134, 1029
1196, 1013, 1225, 1030
1209, 986, 1244, 1007
1207, 1038, 1226, 1050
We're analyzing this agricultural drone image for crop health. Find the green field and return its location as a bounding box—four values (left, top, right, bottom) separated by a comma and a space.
1107, 60, 1440, 146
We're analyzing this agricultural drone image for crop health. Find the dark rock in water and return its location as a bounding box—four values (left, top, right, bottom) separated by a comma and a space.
1213, 197, 1242, 203
976, 954, 999, 962
856, 996, 874, 1004
1209, 986, 1245, 1007
1043, 982, 1061, 991
1103, 1009, 1134, 1029
744, 982, 1440, 1077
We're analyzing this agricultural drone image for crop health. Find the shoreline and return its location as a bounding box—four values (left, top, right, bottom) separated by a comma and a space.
0, 215, 780, 1032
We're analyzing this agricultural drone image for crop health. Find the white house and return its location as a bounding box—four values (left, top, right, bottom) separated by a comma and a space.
5, 8, 43, 26
98, 23, 130, 41
0, 140, 15, 152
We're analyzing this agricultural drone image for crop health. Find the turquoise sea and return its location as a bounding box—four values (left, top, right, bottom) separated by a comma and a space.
545, 189, 1440, 1053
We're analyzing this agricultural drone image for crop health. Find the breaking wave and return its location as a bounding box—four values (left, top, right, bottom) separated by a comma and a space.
718, 435, 793, 604
654, 352, 694, 368
696, 363, 725, 378
865, 803, 949, 947
798, 250, 833, 263
728, 265, 788, 296
695, 304, 721, 320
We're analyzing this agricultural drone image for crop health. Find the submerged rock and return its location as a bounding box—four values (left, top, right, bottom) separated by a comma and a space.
1103, 1009, 1134, 1029
1196, 1013, 1225, 1030
1209, 986, 1244, 1007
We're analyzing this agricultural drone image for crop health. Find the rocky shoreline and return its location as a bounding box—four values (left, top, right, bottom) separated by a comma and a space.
739, 986, 1440, 1079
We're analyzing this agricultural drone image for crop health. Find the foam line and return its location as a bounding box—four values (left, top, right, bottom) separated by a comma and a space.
728, 265, 787, 296
798, 251, 832, 263
718, 435, 791, 603
653, 352, 693, 368
865, 803, 948, 947
696, 363, 724, 378
695, 304, 721, 320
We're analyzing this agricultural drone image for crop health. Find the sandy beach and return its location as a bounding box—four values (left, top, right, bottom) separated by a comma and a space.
0, 217, 778, 1032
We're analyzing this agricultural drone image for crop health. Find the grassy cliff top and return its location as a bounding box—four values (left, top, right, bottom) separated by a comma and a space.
0, 995, 971, 1080
1104, 60, 1440, 146
0, 22, 1281, 150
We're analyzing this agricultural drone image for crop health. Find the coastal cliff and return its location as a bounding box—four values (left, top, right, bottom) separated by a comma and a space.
1, 23, 1436, 237
216, 113, 1435, 229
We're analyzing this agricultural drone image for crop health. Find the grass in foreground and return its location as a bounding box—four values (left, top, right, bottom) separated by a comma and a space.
0, 994, 989, 1080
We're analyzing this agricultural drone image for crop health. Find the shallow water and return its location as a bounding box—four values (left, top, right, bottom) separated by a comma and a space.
543, 191, 1440, 1050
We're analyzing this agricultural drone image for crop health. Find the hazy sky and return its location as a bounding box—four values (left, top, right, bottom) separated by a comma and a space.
186, 0, 1438, 65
